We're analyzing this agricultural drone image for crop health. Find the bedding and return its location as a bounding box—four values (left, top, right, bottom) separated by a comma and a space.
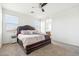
18, 34, 45, 48
17, 25, 51, 54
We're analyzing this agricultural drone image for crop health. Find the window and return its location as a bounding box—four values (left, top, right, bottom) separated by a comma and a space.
32, 20, 41, 31
45, 19, 52, 32
41, 19, 52, 33
5, 14, 18, 31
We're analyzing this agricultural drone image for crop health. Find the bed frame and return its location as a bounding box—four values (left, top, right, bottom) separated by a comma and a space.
17, 25, 51, 54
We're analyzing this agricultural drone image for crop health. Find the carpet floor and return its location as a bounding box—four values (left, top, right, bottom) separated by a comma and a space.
0, 42, 79, 56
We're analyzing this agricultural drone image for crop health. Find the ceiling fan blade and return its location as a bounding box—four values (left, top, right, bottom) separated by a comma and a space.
42, 8, 45, 12
41, 3, 47, 7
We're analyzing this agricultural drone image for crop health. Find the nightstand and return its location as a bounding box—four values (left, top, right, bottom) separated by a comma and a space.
46, 32, 51, 37
11, 35, 17, 43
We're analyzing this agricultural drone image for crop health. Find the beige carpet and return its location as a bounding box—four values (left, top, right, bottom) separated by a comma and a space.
0, 43, 79, 56
29, 44, 71, 56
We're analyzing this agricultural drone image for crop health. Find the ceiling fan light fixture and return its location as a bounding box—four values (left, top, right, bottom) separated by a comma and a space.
31, 11, 34, 13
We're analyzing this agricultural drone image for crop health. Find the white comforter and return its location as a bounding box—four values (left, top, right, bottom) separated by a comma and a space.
18, 34, 45, 48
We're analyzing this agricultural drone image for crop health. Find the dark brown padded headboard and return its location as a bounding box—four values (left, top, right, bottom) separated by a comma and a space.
17, 25, 35, 35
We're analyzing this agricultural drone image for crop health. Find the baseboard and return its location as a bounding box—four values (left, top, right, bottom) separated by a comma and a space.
52, 40, 79, 48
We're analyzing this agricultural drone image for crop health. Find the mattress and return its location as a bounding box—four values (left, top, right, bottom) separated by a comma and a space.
18, 34, 45, 48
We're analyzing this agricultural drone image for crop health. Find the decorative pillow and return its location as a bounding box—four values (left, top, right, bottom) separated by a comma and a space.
21, 30, 32, 35
32, 30, 46, 35
31, 30, 41, 34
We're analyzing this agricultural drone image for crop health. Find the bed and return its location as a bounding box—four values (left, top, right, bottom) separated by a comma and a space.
17, 25, 51, 54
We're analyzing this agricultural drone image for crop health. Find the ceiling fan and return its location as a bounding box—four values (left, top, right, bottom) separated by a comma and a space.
30, 3, 47, 14
39, 3, 47, 12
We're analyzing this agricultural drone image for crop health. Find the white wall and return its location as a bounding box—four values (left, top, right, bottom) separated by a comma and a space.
0, 4, 2, 48
52, 6, 79, 46
2, 8, 39, 44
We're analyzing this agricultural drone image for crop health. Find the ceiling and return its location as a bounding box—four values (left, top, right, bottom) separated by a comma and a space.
2, 3, 79, 19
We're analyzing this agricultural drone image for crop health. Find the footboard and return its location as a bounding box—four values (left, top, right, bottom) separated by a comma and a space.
26, 39, 51, 54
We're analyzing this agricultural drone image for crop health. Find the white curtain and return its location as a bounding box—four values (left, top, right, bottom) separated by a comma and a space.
0, 4, 2, 48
